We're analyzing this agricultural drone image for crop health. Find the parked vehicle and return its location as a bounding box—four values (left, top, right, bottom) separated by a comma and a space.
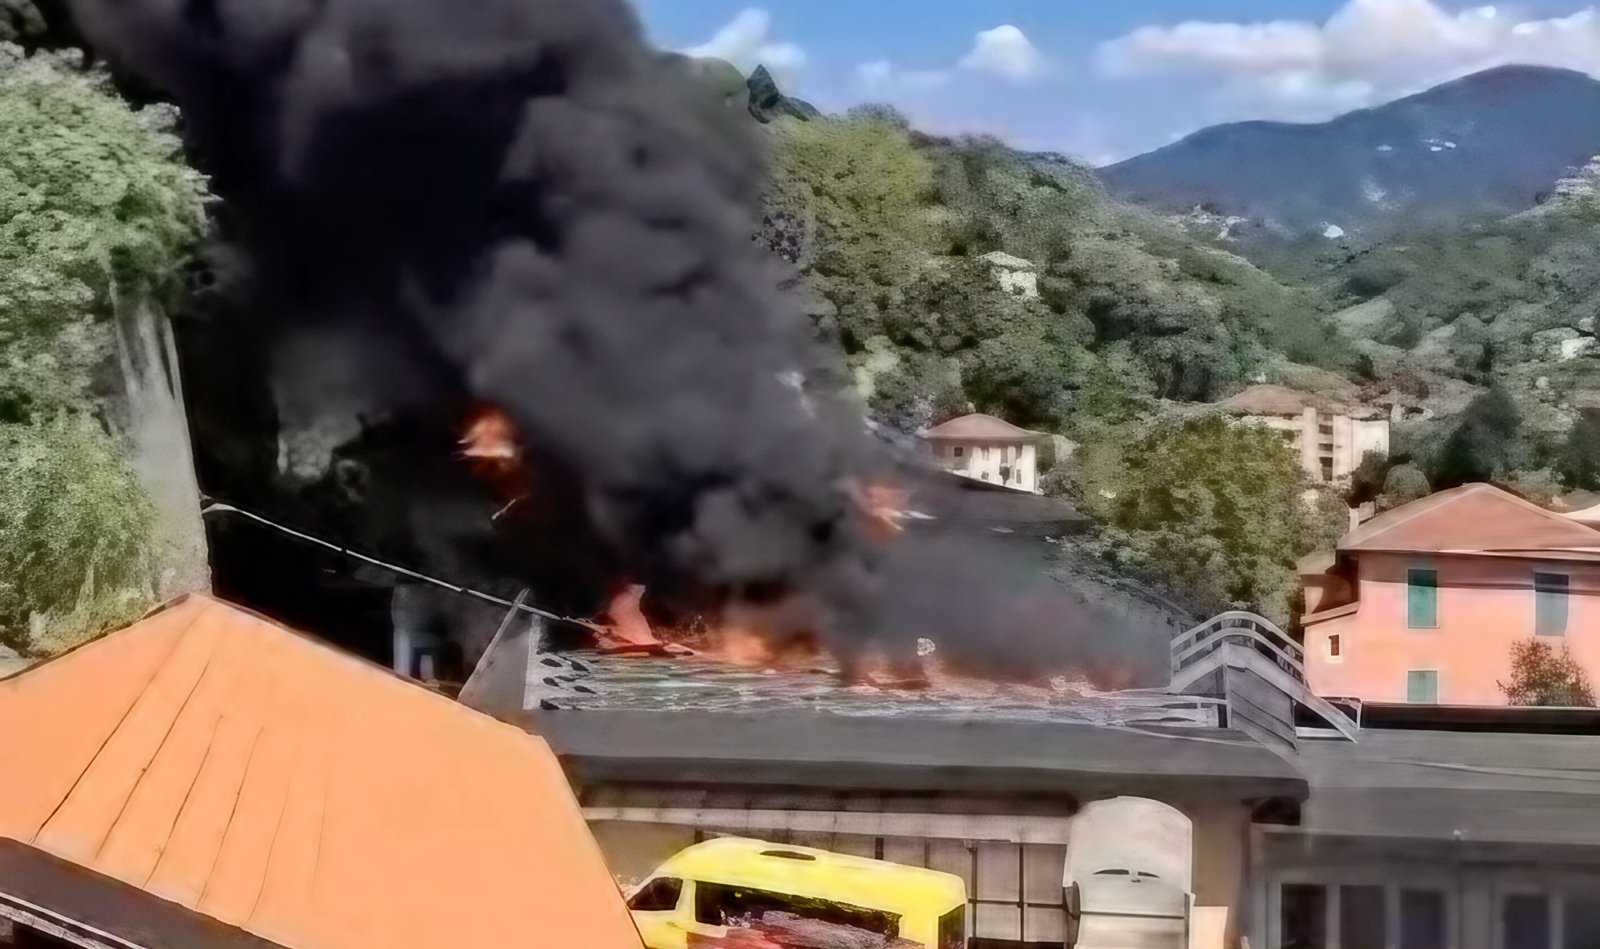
627, 837, 967, 949
1063, 798, 1194, 949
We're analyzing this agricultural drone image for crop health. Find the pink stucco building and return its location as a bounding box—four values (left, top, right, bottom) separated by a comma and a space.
1301, 483, 1600, 706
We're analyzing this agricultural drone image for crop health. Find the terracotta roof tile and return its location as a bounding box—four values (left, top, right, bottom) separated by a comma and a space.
921, 413, 1041, 441
1339, 483, 1600, 558
0, 595, 640, 949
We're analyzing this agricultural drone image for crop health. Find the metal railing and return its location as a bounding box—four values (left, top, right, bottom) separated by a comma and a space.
1171, 611, 1305, 683
1170, 611, 1360, 741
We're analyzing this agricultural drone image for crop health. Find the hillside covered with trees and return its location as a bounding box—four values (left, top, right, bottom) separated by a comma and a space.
754, 102, 1359, 623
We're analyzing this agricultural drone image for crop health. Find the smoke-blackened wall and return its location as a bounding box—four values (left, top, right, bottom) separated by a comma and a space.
64, 0, 1147, 681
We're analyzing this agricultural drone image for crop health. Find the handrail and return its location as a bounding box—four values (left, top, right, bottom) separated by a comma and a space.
1171, 643, 1359, 742
1172, 611, 1304, 673
1172, 628, 1305, 680
1169, 611, 1359, 741
1172, 611, 1301, 659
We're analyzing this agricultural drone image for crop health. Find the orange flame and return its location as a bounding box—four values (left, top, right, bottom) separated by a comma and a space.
458, 403, 530, 520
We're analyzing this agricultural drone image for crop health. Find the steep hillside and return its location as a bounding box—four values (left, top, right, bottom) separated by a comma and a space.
1101, 66, 1600, 245
758, 109, 1351, 439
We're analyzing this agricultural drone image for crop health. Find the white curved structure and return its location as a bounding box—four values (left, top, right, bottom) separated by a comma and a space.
1064, 798, 1193, 949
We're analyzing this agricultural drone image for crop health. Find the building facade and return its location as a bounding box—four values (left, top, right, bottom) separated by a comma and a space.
922, 414, 1043, 493
1302, 484, 1600, 706
1213, 385, 1390, 485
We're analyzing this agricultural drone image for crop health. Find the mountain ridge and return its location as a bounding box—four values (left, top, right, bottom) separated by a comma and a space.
1099, 65, 1600, 244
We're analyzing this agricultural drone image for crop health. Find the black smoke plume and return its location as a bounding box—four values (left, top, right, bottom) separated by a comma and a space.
63, 0, 1146, 681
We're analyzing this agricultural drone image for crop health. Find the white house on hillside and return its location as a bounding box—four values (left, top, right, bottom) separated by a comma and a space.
1211, 385, 1389, 485
921, 413, 1043, 493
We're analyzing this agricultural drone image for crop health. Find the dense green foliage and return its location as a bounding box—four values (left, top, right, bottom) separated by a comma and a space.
0, 414, 159, 653
0, 44, 209, 651
1070, 417, 1345, 625
1499, 637, 1597, 707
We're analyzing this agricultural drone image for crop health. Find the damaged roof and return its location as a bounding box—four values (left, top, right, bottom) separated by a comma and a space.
1339, 482, 1600, 559
0, 595, 640, 949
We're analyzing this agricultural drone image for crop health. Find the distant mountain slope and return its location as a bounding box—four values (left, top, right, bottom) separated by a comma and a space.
1100, 66, 1600, 241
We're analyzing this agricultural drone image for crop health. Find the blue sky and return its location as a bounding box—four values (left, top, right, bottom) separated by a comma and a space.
631, 0, 1600, 164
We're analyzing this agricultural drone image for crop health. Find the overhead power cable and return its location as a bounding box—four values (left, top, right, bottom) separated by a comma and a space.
199, 499, 603, 632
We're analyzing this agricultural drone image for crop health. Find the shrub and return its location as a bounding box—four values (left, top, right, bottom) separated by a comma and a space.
0, 414, 160, 653
1499, 637, 1597, 707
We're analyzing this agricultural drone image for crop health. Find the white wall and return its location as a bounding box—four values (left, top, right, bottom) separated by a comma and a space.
1239, 412, 1391, 485
927, 439, 1039, 493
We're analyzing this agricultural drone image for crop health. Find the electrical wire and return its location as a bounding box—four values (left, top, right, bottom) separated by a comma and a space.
199, 499, 604, 632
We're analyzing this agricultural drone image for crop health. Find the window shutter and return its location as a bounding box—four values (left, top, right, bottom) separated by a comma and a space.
1536, 573, 1569, 637
1408, 569, 1438, 628
1407, 670, 1438, 704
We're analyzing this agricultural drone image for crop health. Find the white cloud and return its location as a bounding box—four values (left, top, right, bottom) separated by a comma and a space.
1099, 0, 1600, 121
960, 25, 1045, 82
856, 60, 951, 97
683, 8, 806, 90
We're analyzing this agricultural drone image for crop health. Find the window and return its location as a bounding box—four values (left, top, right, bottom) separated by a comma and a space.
627, 877, 683, 912
934, 444, 945, 458
1537, 573, 1570, 637
953, 446, 964, 458
1408, 670, 1439, 704
1320, 443, 1335, 453
1281, 884, 1328, 948
1340, 885, 1385, 949
694, 882, 898, 938
1503, 894, 1550, 949
938, 906, 966, 949
1320, 424, 1334, 436
1408, 569, 1439, 628
1401, 889, 1447, 949
1328, 635, 1342, 660
1320, 459, 1335, 482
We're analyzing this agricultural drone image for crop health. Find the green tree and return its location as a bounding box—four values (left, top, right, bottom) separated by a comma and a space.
0, 43, 209, 650
1499, 638, 1597, 707
1079, 416, 1328, 624
1561, 411, 1600, 491
0, 415, 159, 653
1435, 387, 1523, 488
1377, 463, 1432, 512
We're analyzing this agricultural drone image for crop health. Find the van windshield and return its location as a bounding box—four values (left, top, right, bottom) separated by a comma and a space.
694, 881, 901, 938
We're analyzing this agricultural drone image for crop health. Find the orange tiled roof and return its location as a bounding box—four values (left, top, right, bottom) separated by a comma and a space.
0, 595, 641, 949
1340, 483, 1600, 559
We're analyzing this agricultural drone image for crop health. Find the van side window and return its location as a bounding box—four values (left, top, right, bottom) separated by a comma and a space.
693, 882, 899, 937
937, 906, 965, 949
628, 877, 683, 912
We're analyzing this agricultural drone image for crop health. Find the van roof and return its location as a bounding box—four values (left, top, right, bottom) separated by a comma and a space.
654, 837, 966, 916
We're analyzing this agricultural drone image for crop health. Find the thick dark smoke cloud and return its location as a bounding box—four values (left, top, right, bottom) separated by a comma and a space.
64, 0, 1148, 681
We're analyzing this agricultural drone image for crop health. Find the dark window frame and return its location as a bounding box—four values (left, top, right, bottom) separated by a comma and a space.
627, 876, 683, 913
692, 881, 900, 938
